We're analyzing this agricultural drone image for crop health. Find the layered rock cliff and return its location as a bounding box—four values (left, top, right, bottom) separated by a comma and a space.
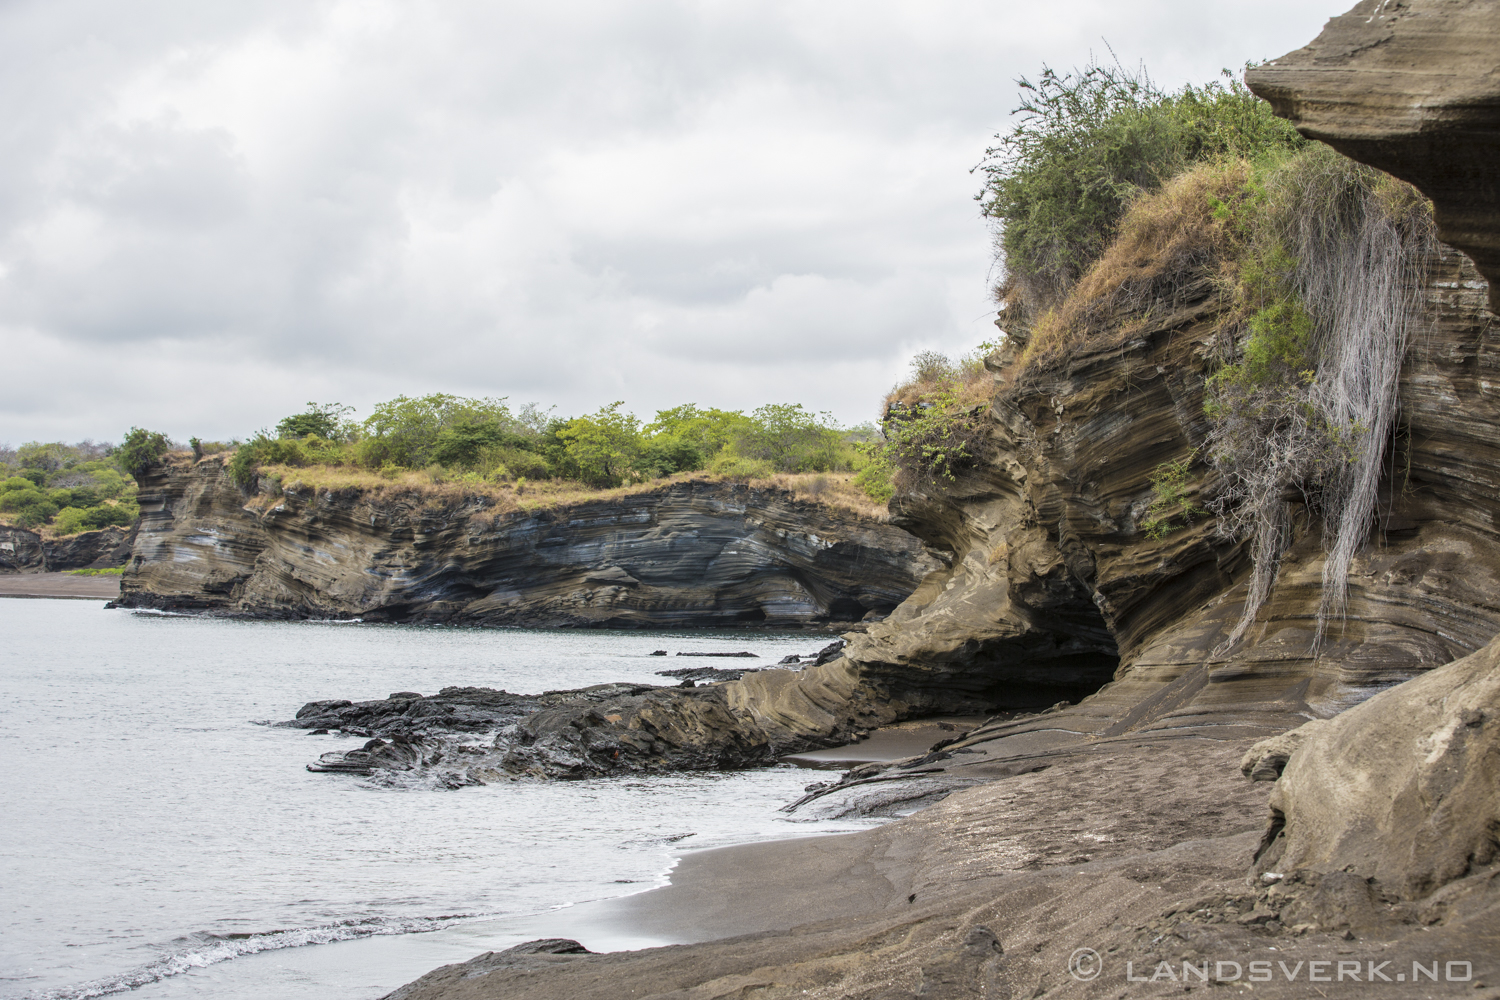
0, 523, 134, 573
115, 459, 938, 628
293, 228, 1500, 788
1246, 0, 1500, 309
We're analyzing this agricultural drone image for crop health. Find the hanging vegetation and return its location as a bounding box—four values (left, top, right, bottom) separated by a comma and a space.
1206, 145, 1435, 649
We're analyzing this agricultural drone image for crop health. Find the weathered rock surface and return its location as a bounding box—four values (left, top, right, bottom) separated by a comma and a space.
295, 242, 1500, 788
115, 464, 938, 627
288, 657, 897, 781
1246, 0, 1500, 309
384, 729, 1500, 999
1255, 633, 1500, 898
0, 524, 134, 573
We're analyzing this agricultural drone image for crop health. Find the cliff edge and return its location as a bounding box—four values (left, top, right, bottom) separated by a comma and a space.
115, 460, 937, 629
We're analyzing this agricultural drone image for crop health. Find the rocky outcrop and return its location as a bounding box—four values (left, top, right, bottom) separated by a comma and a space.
379, 5, 1500, 996
288, 653, 896, 782
292, 249, 1500, 789
825, 242, 1500, 735
0, 523, 135, 573
116, 461, 937, 627
1252, 638, 1500, 898
1246, 0, 1500, 309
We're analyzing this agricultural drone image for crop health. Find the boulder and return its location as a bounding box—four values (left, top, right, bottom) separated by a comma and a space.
1255, 636, 1500, 898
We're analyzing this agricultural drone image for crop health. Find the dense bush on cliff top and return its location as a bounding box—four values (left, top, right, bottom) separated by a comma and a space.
224, 395, 882, 500
866, 63, 1306, 495
0, 439, 142, 533
962, 56, 1437, 648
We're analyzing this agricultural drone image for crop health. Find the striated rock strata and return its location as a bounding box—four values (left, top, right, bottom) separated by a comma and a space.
1246, 0, 1500, 308
115, 460, 937, 628
358, 5, 1500, 993
298, 250, 1500, 788
0, 523, 135, 573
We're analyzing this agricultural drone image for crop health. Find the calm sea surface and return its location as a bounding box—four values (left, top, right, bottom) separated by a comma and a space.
0, 600, 875, 1000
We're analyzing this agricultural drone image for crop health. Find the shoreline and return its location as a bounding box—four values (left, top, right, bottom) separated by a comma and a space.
381, 730, 1288, 1000
0, 572, 120, 599
383, 711, 1500, 1000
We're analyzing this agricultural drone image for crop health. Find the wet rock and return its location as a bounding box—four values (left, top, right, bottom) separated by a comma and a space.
810, 639, 845, 666
380, 940, 594, 1000
655, 666, 757, 683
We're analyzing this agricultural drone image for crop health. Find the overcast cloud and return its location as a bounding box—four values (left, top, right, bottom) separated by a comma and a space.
0, 0, 1341, 443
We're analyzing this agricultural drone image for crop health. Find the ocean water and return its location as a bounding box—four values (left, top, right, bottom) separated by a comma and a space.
0, 600, 874, 1000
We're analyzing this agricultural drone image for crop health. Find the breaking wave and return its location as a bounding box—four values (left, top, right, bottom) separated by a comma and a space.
22, 913, 480, 1000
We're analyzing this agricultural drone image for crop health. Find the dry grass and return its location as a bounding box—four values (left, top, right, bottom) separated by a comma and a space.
1017, 160, 1249, 374
245, 464, 889, 522
744, 471, 890, 520
884, 350, 996, 413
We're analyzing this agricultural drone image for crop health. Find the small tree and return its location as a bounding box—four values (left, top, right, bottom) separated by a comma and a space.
735, 404, 845, 472
275, 402, 356, 441
117, 428, 171, 478
557, 402, 641, 487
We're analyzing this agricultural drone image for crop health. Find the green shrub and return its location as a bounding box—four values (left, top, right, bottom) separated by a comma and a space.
557, 402, 641, 487
852, 442, 896, 503
85, 503, 138, 529
645, 405, 752, 459
484, 445, 551, 480
979, 60, 1304, 312
13, 498, 60, 528
275, 402, 356, 441
732, 404, 850, 473
360, 394, 519, 469
52, 507, 92, 535
708, 450, 775, 480
1139, 457, 1207, 539
639, 434, 705, 478
0, 487, 40, 512
118, 428, 171, 478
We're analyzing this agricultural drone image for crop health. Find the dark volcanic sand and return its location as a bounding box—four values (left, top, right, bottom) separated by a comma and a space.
384, 712, 1500, 1000
0, 572, 119, 599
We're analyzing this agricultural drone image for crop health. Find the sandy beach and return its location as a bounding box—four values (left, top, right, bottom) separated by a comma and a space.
0, 572, 120, 599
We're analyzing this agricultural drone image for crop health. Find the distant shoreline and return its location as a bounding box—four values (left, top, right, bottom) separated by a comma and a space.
0, 572, 120, 600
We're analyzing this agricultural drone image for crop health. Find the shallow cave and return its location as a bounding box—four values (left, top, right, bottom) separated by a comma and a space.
881, 600, 1121, 715
823, 597, 868, 622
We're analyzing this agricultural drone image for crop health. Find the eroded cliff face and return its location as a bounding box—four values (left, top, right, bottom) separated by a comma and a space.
1246, 0, 1500, 309
838, 244, 1500, 730
0, 524, 134, 573
294, 244, 1500, 789
116, 460, 938, 628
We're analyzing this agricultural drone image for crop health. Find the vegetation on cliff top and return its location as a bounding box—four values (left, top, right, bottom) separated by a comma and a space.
865, 63, 1307, 498
0, 440, 141, 535
976, 56, 1436, 648
200, 395, 892, 516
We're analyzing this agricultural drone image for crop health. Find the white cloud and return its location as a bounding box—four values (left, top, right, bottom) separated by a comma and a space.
0, 0, 1343, 443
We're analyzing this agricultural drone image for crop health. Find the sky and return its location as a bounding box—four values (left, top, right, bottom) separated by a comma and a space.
0, 0, 1344, 445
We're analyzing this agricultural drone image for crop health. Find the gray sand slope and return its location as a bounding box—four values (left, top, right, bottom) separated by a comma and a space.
0, 572, 120, 599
